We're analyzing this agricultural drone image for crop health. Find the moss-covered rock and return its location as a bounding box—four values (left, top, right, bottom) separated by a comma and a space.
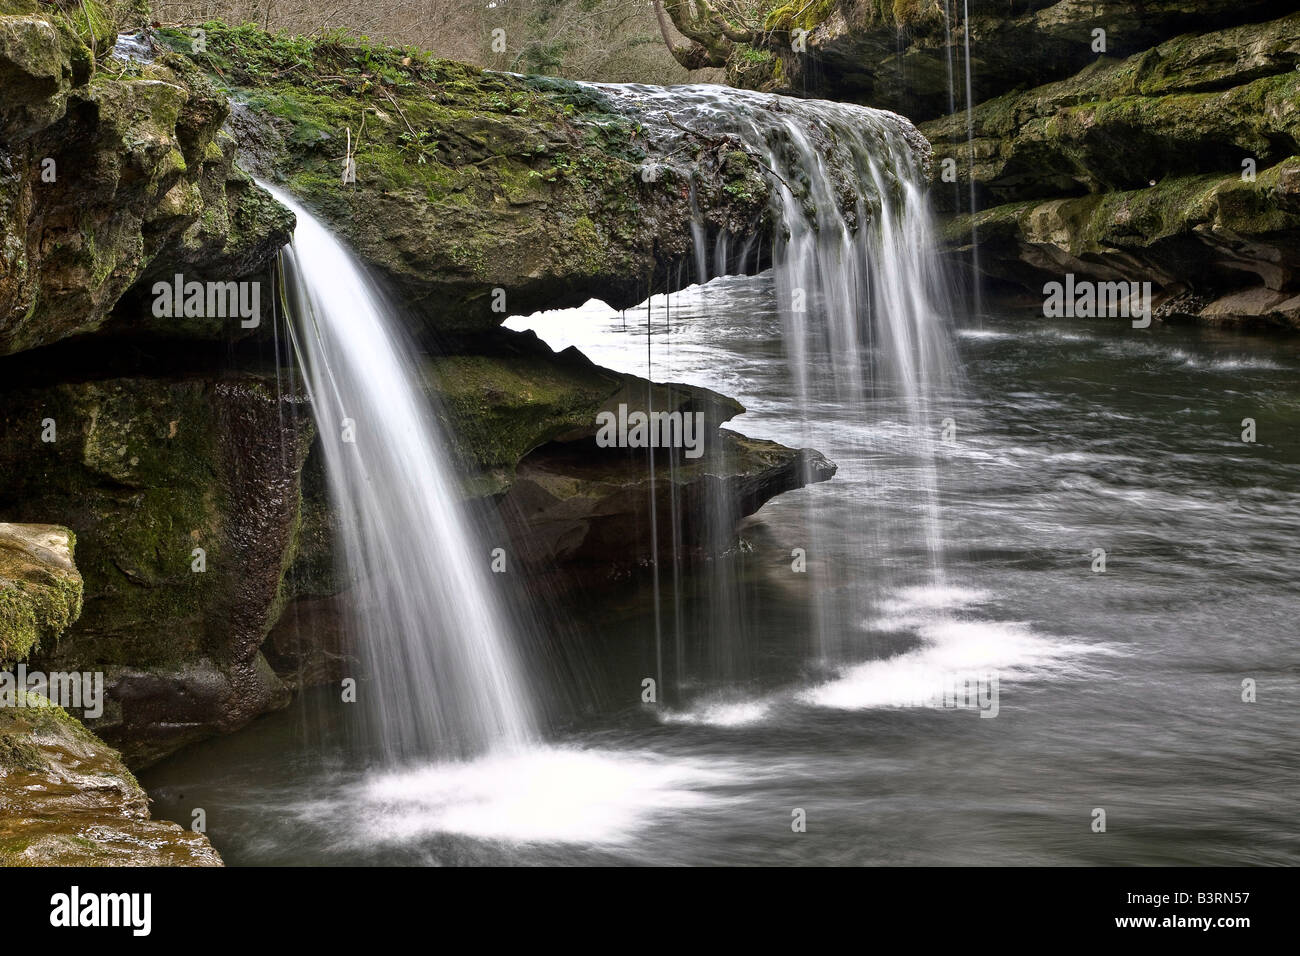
941, 157, 1300, 328
0, 692, 221, 866
158, 21, 771, 341
923, 13, 1300, 329
922, 13, 1300, 211
734, 0, 1295, 120
0, 7, 293, 357
0, 523, 82, 663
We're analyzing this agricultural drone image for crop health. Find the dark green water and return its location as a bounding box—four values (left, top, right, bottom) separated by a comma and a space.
144, 278, 1300, 865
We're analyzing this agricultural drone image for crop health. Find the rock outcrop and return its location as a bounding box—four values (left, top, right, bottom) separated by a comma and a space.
0, 522, 221, 865
174, 22, 772, 342
728, 1, 1295, 121
266, 331, 836, 687
923, 12, 1300, 328
0, 0, 292, 356
0, 691, 221, 865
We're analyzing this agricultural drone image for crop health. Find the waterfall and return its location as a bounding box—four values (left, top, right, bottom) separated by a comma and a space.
586, 84, 958, 671
591, 84, 954, 412
962, 0, 984, 316
264, 183, 536, 764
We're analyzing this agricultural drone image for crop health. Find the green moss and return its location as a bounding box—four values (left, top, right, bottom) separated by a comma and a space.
0, 530, 82, 664
949, 156, 1300, 252
764, 0, 839, 32
426, 354, 621, 478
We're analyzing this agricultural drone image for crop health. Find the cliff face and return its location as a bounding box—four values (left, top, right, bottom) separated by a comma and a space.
729, 2, 1300, 329
0, 14, 833, 770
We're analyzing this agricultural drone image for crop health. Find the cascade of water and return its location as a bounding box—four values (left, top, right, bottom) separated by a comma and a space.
264, 182, 536, 764
587, 84, 958, 671
962, 0, 984, 317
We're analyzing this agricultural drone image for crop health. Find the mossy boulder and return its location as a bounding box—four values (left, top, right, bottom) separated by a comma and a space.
159, 22, 771, 341
922, 13, 1300, 211
0, 692, 221, 866
0, 523, 82, 663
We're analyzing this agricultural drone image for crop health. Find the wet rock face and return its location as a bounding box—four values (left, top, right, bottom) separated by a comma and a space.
0, 522, 82, 663
0, 371, 313, 766
0, 2, 292, 357
0, 695, 221, 865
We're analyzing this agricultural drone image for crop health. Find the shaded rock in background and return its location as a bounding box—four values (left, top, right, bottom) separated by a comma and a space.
743, 0, 1295, 122
911, 11, 1300, 329
941, 157, 1300, 329
922, 13, 1300, 211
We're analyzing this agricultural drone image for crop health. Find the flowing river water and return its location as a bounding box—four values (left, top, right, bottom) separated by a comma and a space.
143, 275, 1300, 865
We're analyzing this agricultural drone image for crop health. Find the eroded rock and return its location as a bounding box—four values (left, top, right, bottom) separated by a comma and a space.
0, 372, 313, 765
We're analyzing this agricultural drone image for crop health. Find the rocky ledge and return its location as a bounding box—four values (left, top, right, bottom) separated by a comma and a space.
0, 523, 221, 865
923, 12, 1300, 329
0, 692, 221, 865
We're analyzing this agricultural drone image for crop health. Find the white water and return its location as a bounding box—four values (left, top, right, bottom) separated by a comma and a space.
267, 183, 535, 763
591, 84, 955, 408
